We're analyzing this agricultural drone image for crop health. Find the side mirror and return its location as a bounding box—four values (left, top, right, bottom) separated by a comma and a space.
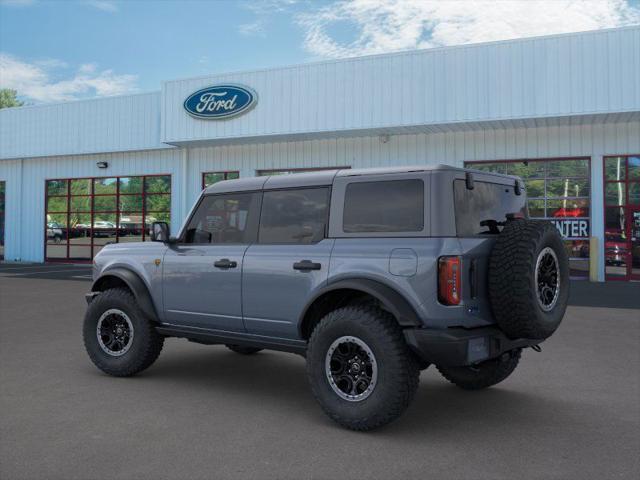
151, 222, 170, 243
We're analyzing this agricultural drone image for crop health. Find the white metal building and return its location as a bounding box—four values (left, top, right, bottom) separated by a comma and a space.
1, 26, 639, 281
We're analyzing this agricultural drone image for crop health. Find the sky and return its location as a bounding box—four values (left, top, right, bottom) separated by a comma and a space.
1, 0, 639, 104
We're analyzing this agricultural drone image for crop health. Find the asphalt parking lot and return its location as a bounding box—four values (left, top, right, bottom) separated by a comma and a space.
1, 264, 639, 480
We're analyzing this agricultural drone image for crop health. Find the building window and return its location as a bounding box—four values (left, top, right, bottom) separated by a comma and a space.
202, 171, 239, 189
603, 155, 640, 281
0, 181, 5, 260
256, 167, 349, 176
465, 158, 591, 278
45, 175, 171, 261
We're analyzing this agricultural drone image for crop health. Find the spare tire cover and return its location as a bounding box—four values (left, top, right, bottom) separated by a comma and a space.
488, 219, 569, 340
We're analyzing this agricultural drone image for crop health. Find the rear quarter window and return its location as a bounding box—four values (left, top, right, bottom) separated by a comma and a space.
343, 179, 424, 233
454, 179, 527, 236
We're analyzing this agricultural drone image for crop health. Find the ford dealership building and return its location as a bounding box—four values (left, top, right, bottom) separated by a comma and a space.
0, 26, 639, 281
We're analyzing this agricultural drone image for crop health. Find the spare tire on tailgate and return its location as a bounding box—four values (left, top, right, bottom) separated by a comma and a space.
488, 219, 569, 340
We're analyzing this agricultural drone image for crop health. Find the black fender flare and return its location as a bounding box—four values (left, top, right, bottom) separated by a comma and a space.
91, 267, 158, 321
299, 278, 423, 334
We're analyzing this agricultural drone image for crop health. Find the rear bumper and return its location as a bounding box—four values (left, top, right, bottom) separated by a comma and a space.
403, 326, 540, 367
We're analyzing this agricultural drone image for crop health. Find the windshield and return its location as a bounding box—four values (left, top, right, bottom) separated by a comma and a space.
454, 179, 527, 236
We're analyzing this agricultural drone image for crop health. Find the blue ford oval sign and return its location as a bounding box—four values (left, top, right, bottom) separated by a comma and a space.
183, 84, 257, 119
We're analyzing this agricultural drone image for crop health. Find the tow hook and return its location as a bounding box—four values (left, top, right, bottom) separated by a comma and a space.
530, 344, 542, 353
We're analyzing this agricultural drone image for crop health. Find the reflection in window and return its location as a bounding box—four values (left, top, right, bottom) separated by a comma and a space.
259, 188, 329, 244
605, 183, 625, 206
94, 178, 117, 194
203, 171, 239, 188
603, 155, 640, 279
466, 158, 591, 277
454, 181, 527, 236
629, 156, 640, 180
605, 157, 626, 181
630, 183, 640, 205
145, 176, 171, 194
185, 193, 259, 244
467, 159, 590, 220
45, 175, 171, 260
548, 199, 589, 218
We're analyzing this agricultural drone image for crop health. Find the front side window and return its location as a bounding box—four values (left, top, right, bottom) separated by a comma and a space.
343, 179, 424, 233
184, 193, 260, 244
454, 180, 527, 236
259, 188, 329, 244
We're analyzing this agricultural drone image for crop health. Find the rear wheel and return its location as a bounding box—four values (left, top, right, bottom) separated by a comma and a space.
225, 344, 263, 355
83, 288, 164, 377
437, 349, 521, 390
306, 305, 419, 431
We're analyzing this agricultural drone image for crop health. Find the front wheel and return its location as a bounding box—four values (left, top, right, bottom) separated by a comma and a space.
436, 349, 521, 390
306, 306, 419, 431
83, 288, 164, 377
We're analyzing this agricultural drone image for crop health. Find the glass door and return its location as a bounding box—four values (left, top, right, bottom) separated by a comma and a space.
604, 155, 640, 281
631, 208, 640, 280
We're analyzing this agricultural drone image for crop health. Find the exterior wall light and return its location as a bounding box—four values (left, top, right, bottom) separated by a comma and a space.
96, 162, 108, 169
379, 134, 390, 144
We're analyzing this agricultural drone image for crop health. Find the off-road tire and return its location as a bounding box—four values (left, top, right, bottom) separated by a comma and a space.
306, 306, 420, 431
225, 344, 263, 355
489, 219, 569, 340
437, 349, 521, 390
83, 288, 164, 377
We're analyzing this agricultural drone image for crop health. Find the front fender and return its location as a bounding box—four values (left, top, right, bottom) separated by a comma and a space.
91, 267, 159, 321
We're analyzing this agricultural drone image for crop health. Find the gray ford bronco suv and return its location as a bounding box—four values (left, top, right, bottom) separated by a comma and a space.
83, 165, 569, 431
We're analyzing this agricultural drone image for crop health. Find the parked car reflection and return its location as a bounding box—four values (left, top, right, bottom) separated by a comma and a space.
46, 222, 64, 243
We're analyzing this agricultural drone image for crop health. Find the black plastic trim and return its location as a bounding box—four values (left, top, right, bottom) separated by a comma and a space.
299, 278, 423, 334
156, 324, 307, 355
91, 268, 158, 321
403, 326, 540, 367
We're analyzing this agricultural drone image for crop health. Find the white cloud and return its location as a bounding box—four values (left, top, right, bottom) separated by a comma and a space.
83, 0, 118, 13
238, 19, 266, 36
242, 0, 298, 15
0, 53, 138, 103
78, 63, 97, 74
34, 58, 69, 69
297, 0, 640, 59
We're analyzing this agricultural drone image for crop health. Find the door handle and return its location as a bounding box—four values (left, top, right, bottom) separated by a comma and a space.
214, 258, 237, 269
293, 260, 321, 271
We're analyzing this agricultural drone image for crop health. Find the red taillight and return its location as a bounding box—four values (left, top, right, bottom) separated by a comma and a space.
438, 256, 461, 306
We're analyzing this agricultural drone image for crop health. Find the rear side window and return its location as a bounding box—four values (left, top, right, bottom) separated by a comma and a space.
184, 192, 260, 244
454, 180, 527, 236
343, 179, 424, 233
259, 188, 330, 244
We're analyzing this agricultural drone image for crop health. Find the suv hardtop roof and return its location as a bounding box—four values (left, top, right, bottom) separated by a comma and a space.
203, 164, 519, 194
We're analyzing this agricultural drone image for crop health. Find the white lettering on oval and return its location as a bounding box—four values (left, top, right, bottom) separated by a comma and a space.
195, 91, 239, 114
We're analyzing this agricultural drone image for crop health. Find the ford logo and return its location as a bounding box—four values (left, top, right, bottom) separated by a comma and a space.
183, 84, 257, 119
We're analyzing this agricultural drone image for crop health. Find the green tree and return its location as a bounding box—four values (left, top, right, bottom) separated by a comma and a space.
0, 89, 24, 109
